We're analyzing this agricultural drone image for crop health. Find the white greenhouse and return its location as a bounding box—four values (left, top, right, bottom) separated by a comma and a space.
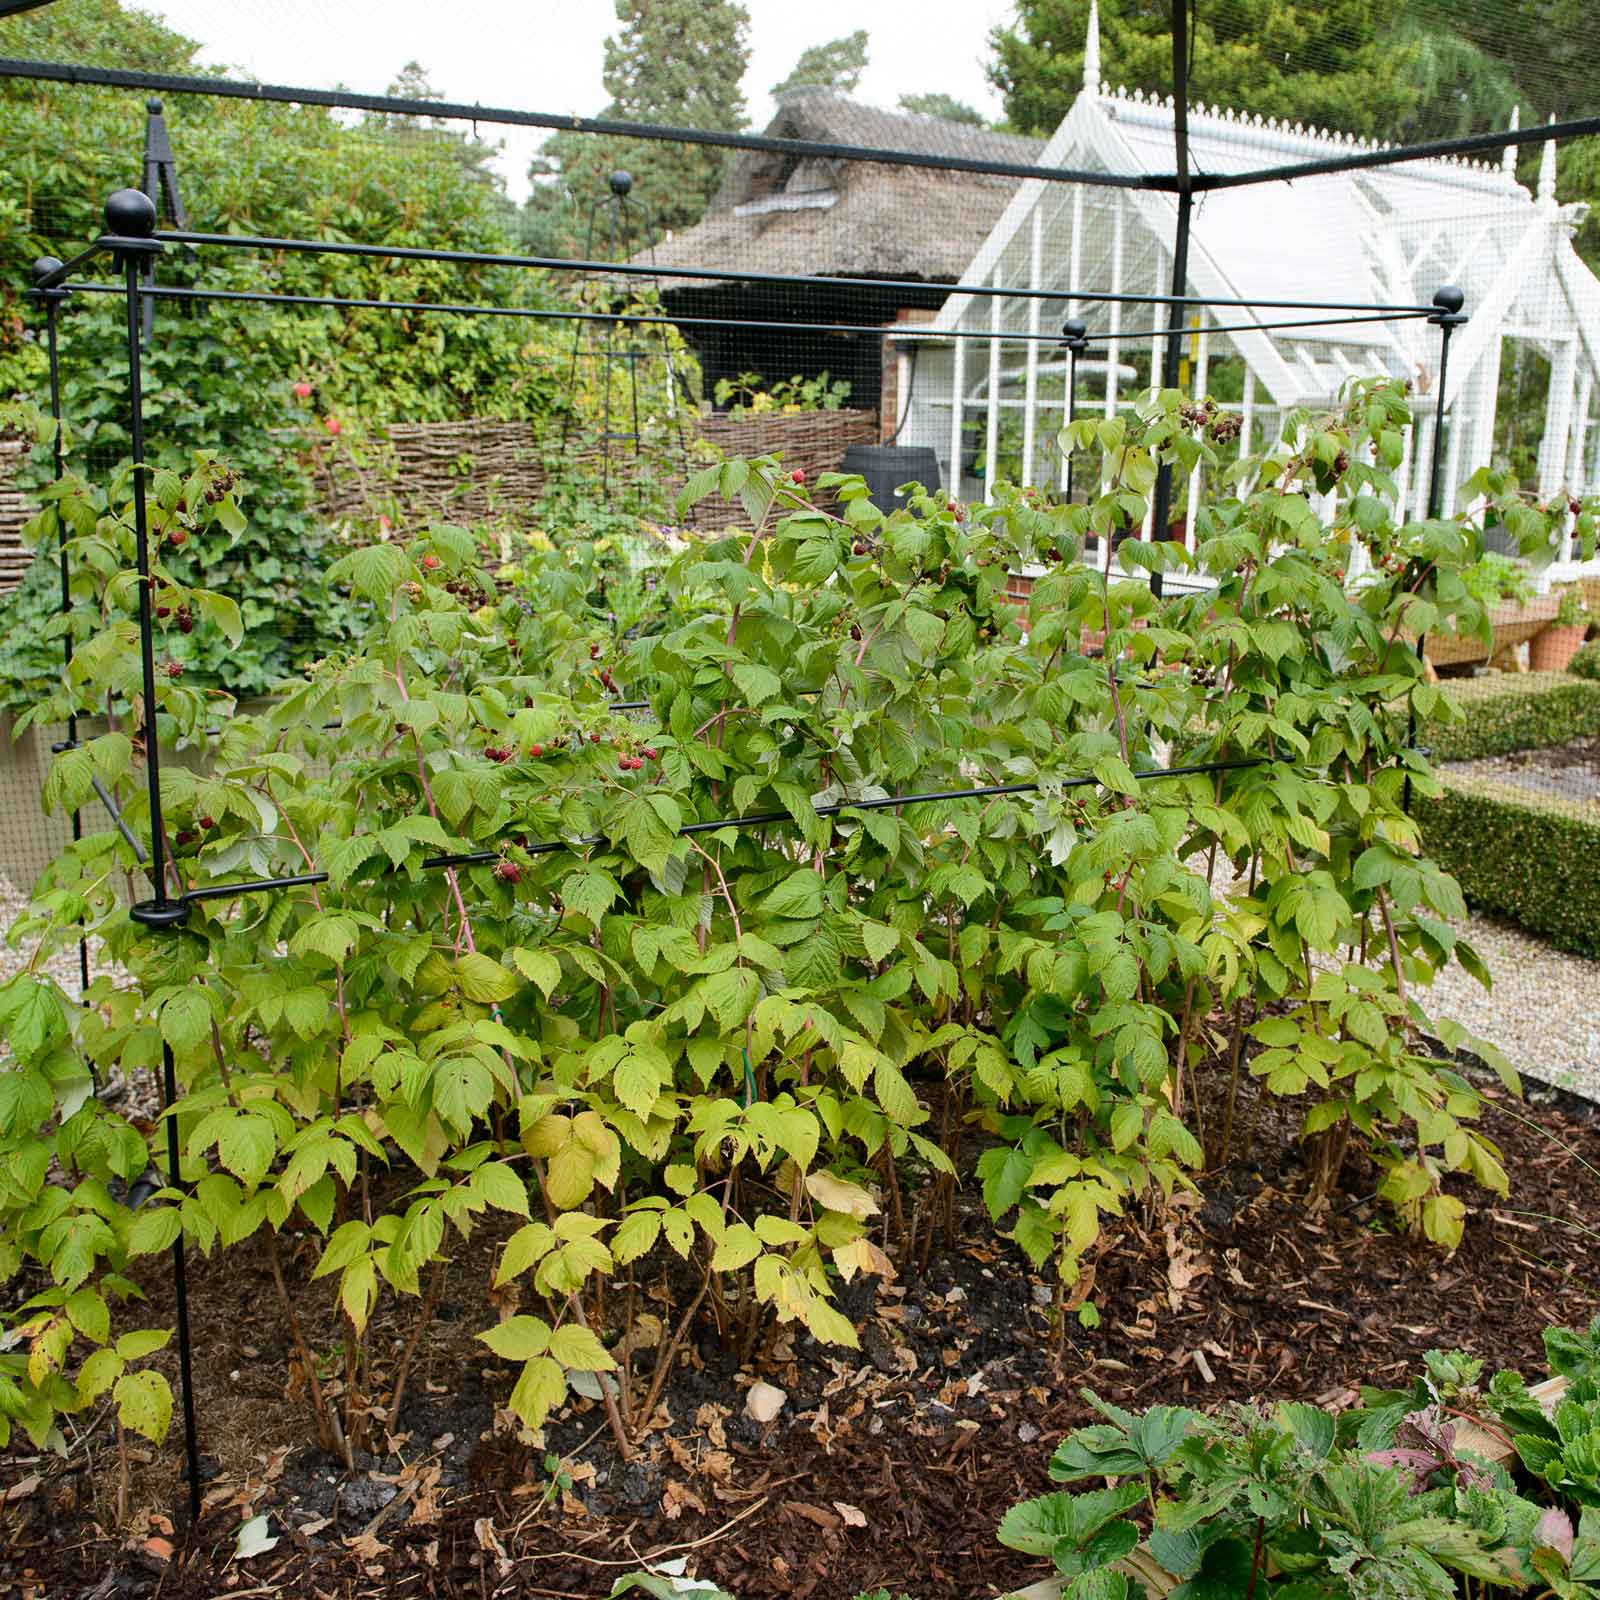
896, 1, 1600, 575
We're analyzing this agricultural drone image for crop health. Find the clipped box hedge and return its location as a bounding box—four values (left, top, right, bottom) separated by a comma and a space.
1429, 672, 1600, 762
1421, 775, 1600, 957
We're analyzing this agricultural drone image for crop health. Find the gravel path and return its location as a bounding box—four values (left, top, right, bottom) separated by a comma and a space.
1441, 736, 1600, 810
1424, 910, 1600, 1101
0, 871, 109, 995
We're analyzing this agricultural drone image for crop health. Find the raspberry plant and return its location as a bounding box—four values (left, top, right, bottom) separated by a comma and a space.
1, 378, 1589, 1468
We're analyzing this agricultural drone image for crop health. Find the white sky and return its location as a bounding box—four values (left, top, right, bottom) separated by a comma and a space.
143, 0, 1019, 201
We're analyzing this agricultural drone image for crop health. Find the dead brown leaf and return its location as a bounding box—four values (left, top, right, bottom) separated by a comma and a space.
788, 1501, 842, 1531
661, 1479, 707, 1520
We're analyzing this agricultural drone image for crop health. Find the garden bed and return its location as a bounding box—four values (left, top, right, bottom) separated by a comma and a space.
5, 1062, 1598, 1600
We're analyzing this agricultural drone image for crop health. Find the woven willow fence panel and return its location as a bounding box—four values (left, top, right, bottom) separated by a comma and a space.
0, 409, 881, 592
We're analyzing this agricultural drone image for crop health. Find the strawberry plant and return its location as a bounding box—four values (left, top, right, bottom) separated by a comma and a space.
1, 376, 1588, 1475
1000, 1317, 1600, 1600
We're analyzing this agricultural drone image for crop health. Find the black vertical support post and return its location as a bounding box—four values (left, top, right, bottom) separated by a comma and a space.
1407, 283, 1467, 814
1426, 286, 1466, 520
108, 187, 201, 1527
1062, 317, 1088, 504
1150, 0, 1196, 603
1148, 191, 1193, 604
31, 258, 90, 999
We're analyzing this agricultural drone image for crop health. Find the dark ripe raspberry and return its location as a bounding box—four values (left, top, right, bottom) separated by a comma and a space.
198, 815, 215, 830
852, 541, 866, 556
168, 529, 186, 547
164, 660, 182, 679
849, 624, 862, 641
589, 732, 601, 744
1333, 450, 1350, 475
177, 614, 194, 634
528, 742, 544, 758
421, 553, 441, 571
1570, 497, 1583, 516
642, 747, 658, 761
494, 861, 521, 884
156, 605, 171, 619
618, 755, 631, 772
175, 829, 195, 847
589, 644, 600, 659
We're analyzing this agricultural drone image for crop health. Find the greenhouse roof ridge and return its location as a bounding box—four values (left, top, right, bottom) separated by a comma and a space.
1096, 80, 1508, 184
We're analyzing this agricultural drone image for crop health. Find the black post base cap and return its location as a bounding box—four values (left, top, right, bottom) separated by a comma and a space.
130, 899, 190, 930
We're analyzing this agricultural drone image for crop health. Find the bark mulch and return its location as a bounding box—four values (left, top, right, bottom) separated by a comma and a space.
3, 1067, 1597, 1600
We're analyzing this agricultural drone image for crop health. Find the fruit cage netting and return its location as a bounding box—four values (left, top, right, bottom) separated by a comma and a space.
3, 0, 1600, 1518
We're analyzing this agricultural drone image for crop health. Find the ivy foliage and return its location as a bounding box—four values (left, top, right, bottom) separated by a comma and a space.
1, 377, 1590, 1460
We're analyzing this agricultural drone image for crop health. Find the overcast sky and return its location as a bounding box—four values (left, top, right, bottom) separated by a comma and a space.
143, 0, 1020, 201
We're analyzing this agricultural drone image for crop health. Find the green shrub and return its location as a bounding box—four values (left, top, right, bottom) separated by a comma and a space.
1429, 672, 1600, 761
1421, 776, 1600, 957
1572, 640, 1600, 681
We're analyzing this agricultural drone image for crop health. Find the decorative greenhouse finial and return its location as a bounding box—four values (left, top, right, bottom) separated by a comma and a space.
1538, 114, 1558, 203
1502, 103, 1519, 178
1083, 0, 1101, 93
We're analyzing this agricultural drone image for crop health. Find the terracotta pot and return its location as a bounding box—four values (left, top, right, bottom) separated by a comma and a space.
1529, 622, 1589, 673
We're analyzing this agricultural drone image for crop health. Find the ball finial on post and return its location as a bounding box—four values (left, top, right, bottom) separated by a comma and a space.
1432, 284, 1466, 316
608, 169, 634, 198
31, 256, 64, 287
105, 187, 158, 238
146, 98, 163, 114
1062, 317, 1089, 349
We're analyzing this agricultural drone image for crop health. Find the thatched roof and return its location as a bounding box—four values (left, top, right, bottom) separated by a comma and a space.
635, 93, 1044, 289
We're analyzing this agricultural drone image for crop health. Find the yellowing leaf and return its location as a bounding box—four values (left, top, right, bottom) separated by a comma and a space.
507, 1355, 567, 1429
548, 1323, 617, 1372
804, 1171, 879, 1219
710, 1223, 762, 1272
114, 1369, 173, 1445
478, 1315, 553, 1361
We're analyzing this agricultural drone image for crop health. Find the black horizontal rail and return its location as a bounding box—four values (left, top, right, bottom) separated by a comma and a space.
0, 56, 1165, 190
171, 756, 1266, 909
6, 56, 1586, 198
64, 280, 1438, 351
1084, 310, 1435, 342
56, 280, 1124, 347
148, 230, 1442, 317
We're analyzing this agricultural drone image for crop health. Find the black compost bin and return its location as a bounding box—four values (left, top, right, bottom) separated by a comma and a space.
839, 444, 943, 513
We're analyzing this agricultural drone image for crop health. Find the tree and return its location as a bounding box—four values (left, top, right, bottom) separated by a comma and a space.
0, 0, 576, 703
527, 0, 751, 252
898, 92, 987, 126
987, 0, 1418, 139
771, 30, 870, 100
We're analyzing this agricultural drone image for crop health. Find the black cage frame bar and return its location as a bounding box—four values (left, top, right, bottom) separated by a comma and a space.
2, 55, 1597, 197
29, 184, 1465, 1528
